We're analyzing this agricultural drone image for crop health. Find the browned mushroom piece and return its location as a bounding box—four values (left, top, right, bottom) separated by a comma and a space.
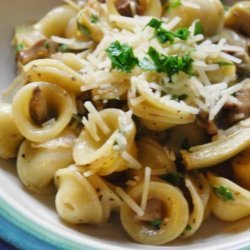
19, 39, 56, 65
29, 86, 57, 126
197, 112, 219, 136
115, 0, 136, 17
135, 198, 165, 223
76, 91, 92, 116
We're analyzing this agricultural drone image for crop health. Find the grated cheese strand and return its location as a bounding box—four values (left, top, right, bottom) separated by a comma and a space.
140, 167, 151, 211
115, 187, 144, 217
121, 151, 142, 170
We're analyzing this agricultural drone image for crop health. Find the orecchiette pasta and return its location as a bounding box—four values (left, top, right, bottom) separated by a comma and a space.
208, 173, 250, 221
120, 181, 189, 245
12, 82, 75, 142
17, 132, 74, 194
0, 103, 23, 159
3, 0, 250, 246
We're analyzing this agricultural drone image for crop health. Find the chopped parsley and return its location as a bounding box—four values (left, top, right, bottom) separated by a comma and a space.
77, 21, 91, 36
147, 47, 194, 81
172, 94, 188, 102
106, 41, 139, 72
165, 0, 182, 12
90, 13, 99, 24
194, 21, 203, 35
213, 186, 235, 201
150, 219, 163, 229
146, 18, 190, 44
72, 114, 82, 123
185, 224, 192, 231
44, 41, 50, 50
58, 44, 69, 53
217, 61, 234, 67
14, 43, 24, 53
161, 172, 183, 185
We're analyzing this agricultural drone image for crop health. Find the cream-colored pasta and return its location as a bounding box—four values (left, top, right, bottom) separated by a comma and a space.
208, 173, 250, 221
17, 134, 74, 194
55, 166, 103, 224
52, 53, 84, 71
23, 59, 86, 94
87, 174, 122, 222
165, 0, 224, 36
73, 107, 137, 175
34, 5, 77, 37
120, 181, 189, 245
182, 118, 250, 170
12, 82, 75, 142
129, 137, 176, 177
0, 103, 23, 159
181, 175, 204, 238
232, 148, 250, 190
128, 76, 197, 131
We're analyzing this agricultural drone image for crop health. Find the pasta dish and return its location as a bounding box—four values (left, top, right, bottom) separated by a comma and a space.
1, 0, 250, 245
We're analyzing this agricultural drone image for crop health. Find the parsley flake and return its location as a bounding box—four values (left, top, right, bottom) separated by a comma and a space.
58, 44, 69, 53
77, 21, 91, 36
106, 41, 139, 72
150, 219, 163, 229
90, 13, 99, 24
194, 21, 203, 35
146, 18, 190, 44
166, 0, 182, 12
14, 43, 24, 53
161, 172, 183, 185
213, 186, 235, 201
217, 61, 234, 67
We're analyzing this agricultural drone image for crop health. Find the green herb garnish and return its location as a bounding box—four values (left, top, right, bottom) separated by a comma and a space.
147, 47, 194, 81
146, 18, 190, 44
185, 224, 192, 231
166, 0, 182, 12
172, 94, 188, 102
150, 219, 163, 229
44, 41, 50, 50
77, 22, 91, 36
213, 186, 235, 201
161, 172, 183, 185
14, 43, 24, 53
58, 44, 69, 53
90, 13, 99, 24
106, 41, 139, 72
217, 61, 234, 67
194, 21, 203, 35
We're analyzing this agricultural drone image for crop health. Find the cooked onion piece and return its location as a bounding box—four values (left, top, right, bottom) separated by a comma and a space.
12, 82, 75, 142
232, 148, 250, 190
55, 166, 103, 224
23, 59, 85, 94
17, 137, 74, 195
120, 181, 189, 245
34, 5, 77, 37
182, 119, 250, 170
208, 173, 250, 221
0, 103, 23, 159
165, 0, 224, 36
128, 76, 198, 131
225, 1, 250, 37
73, 106, 137, 175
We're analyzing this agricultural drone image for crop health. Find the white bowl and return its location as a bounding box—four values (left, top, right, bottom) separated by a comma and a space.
0, 1, 249, 249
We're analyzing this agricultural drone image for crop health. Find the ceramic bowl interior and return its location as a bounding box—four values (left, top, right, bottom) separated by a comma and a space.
0, 1, 249, 249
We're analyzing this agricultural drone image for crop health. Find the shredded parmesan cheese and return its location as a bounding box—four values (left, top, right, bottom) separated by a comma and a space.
121, 151, 142, 170
140, 167, 151, 211
115, 187, 144, 217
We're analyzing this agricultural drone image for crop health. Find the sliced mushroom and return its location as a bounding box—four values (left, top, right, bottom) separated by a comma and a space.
29, 86, 56, 125
115, 0, 141, 17
225, 1, 250, 37
19, 39, 55, 65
